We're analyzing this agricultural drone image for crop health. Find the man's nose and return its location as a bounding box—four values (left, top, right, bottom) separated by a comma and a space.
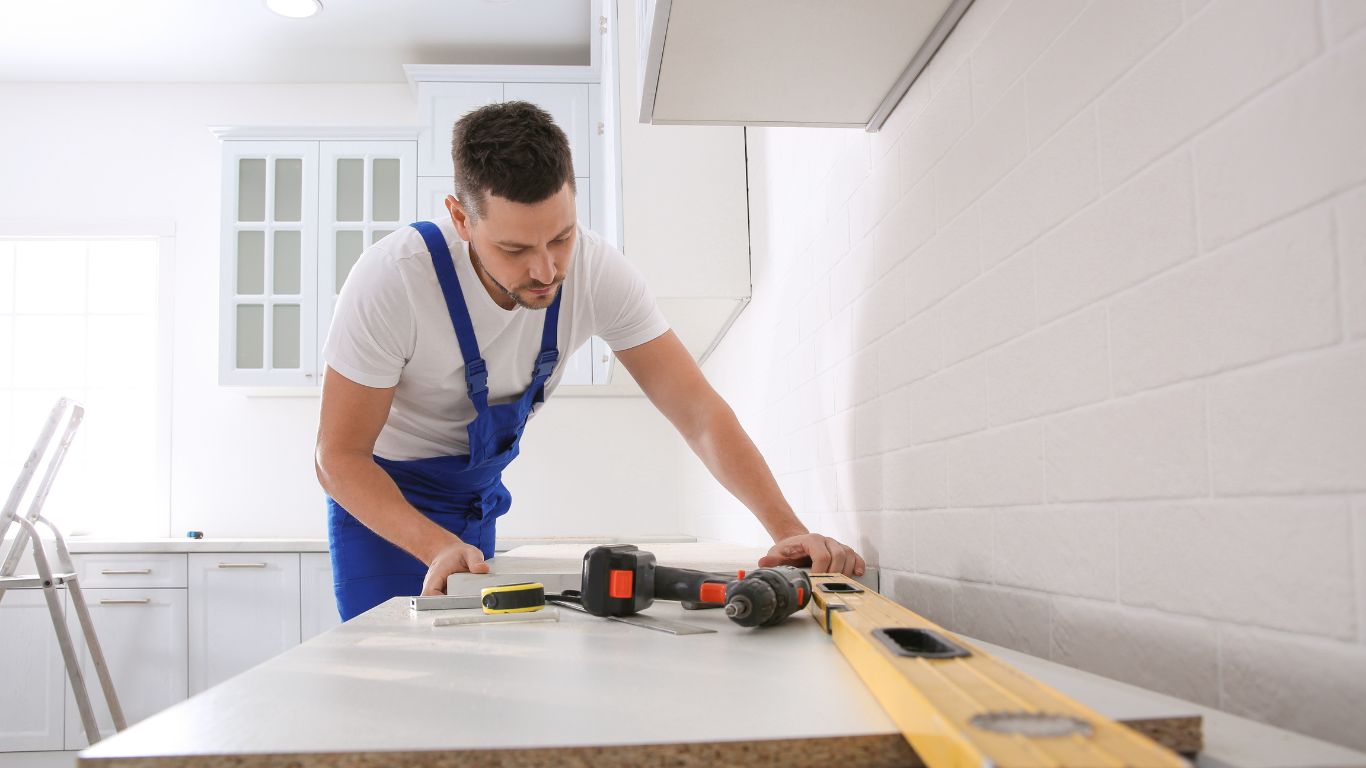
529, 249, 556, 283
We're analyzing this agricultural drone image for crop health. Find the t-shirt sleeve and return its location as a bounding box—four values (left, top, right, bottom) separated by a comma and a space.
322, 248, 415, 388
589, 240, 670, 351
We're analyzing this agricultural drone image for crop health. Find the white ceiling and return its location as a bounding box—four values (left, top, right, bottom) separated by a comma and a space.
0, 0, 591, 83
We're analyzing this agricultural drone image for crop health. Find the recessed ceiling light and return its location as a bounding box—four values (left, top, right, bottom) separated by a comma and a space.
266, 0, 322, 18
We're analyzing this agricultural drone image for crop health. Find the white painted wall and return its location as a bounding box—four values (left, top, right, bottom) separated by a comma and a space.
0, 82, 684, 540
680, 0, 1366, 751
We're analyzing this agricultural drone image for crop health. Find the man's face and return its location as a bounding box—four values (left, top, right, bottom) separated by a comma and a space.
446, 182, 576, 311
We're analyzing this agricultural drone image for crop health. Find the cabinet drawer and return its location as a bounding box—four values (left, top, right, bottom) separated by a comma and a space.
74, 553, 187, 589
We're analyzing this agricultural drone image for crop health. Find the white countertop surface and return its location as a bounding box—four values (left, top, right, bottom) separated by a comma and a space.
75, 544, 1366, 767
53, 534, 698, 554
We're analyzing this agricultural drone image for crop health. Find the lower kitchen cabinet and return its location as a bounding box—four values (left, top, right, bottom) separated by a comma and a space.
300, 552, 341, 641
2, 548, 337, 752
0, 589, 67, 751
188, 553, 301, 694
64, 588, 188, 749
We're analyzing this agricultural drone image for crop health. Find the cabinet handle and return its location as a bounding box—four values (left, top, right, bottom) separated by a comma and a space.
218, 562, 268, 569
99, 599, 152, 605
100, 569, 152, 575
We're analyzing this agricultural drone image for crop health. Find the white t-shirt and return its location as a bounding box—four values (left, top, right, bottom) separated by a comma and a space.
323, 217, 669, 461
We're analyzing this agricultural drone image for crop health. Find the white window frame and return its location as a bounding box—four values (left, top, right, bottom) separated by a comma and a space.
0, 218, 175, 536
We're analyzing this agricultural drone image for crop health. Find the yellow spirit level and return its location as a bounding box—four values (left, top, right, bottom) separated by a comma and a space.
809, 573, 1189, 768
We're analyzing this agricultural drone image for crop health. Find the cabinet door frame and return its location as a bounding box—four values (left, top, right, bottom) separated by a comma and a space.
187, 553, 301, 695
299, 552, 341, 642
416, 82, 503, 178
316, 140, 418, 374
63, 587, 189, 750
0, 589, 67, 751
502, 82, 592, 177
218, 140, 320, 387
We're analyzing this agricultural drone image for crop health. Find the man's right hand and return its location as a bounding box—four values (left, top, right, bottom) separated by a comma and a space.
420, 539, 491, 595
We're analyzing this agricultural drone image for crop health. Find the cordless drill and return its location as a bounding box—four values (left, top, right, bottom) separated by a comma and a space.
577, 544, 811, 628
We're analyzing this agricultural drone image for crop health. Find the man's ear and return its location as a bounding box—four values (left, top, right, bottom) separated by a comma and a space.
445, 195, 474, 241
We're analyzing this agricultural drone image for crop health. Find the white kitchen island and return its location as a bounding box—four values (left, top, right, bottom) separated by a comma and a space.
73, 550, 1366, 768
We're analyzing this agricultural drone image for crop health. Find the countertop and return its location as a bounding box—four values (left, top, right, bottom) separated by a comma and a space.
50, 535, 699, 554
75, 553, 1366, 767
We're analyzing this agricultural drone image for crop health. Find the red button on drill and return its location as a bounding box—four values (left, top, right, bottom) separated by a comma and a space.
608, 569, 634, 599
699, 582, 726, 604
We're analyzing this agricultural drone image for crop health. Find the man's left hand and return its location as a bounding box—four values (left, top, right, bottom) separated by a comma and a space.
758, 533, 865, 577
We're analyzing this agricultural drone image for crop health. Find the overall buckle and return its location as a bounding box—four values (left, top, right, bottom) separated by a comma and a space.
533, 350, 559, 379
465, 359, 489, 397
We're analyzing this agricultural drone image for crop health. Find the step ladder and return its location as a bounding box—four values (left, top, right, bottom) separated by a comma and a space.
0, 398, 127, 745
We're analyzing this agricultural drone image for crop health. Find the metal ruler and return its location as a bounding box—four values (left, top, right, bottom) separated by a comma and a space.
412, 593, 714, 635
548, 596, 714, 636
808, 574, 1190, 768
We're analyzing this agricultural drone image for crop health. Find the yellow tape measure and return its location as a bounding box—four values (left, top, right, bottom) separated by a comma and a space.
479, 582, 547, 614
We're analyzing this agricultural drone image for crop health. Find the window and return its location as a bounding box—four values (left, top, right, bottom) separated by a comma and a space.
0, 238, 166, 537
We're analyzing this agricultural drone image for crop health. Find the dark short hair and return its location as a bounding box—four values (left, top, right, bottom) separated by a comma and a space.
451, 101, 576, 220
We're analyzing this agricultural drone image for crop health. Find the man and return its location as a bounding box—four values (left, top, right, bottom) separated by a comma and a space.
315, 101, 864, 621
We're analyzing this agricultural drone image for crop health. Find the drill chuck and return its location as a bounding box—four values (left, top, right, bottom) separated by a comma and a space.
724, 566, 812, 628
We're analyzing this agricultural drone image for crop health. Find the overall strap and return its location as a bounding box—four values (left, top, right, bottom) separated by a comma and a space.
530, 291, 563, 405
410, 221, 489, 412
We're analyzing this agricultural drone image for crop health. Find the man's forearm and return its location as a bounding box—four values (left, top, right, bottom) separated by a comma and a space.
315, 451, 460, 564
683, 398, 808, 542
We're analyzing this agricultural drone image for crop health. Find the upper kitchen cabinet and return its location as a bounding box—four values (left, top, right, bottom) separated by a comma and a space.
405, 65, 612, 387
213, 0, 759, 393
406, 69, 600, 235
215, 131, 418, 388
318, 140, 418, 370
217, 139, 320, 388
415, 82, 503, 178
636, 0, 975, 131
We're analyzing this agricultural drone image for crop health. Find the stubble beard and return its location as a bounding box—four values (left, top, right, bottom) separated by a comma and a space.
470, 246, 563, 310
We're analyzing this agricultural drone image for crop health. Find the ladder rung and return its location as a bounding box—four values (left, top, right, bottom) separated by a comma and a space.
0, 573, 75, 588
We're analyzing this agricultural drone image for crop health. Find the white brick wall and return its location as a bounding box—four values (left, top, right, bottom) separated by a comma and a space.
1209, 347, 1366, 494
1045, 384, 1208, 502
1195, 29, 1366, 250
683, 0, 1366, 751
992, 506, 1115, 600
946, 423, 1045, 508
1340, 186, 1366, 339
1219, 624, 1366, 748
1108, 206, 1340, 394
1051, 597, 1220, 706
1355, 496, 1366, 643
1095, 0, 1321, 190
1116, 498, 1354, 638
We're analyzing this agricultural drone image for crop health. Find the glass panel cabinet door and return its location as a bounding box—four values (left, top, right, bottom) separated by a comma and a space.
219, 141, 319, 386
317, 141, 417, 376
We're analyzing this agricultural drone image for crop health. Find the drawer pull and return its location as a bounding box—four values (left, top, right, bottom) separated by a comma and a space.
100, 569, 153, 575
99, 599, 152, 605
218, 562, 268, 569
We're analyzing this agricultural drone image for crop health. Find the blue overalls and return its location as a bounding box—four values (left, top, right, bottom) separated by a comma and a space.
326, 220, 561, 621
